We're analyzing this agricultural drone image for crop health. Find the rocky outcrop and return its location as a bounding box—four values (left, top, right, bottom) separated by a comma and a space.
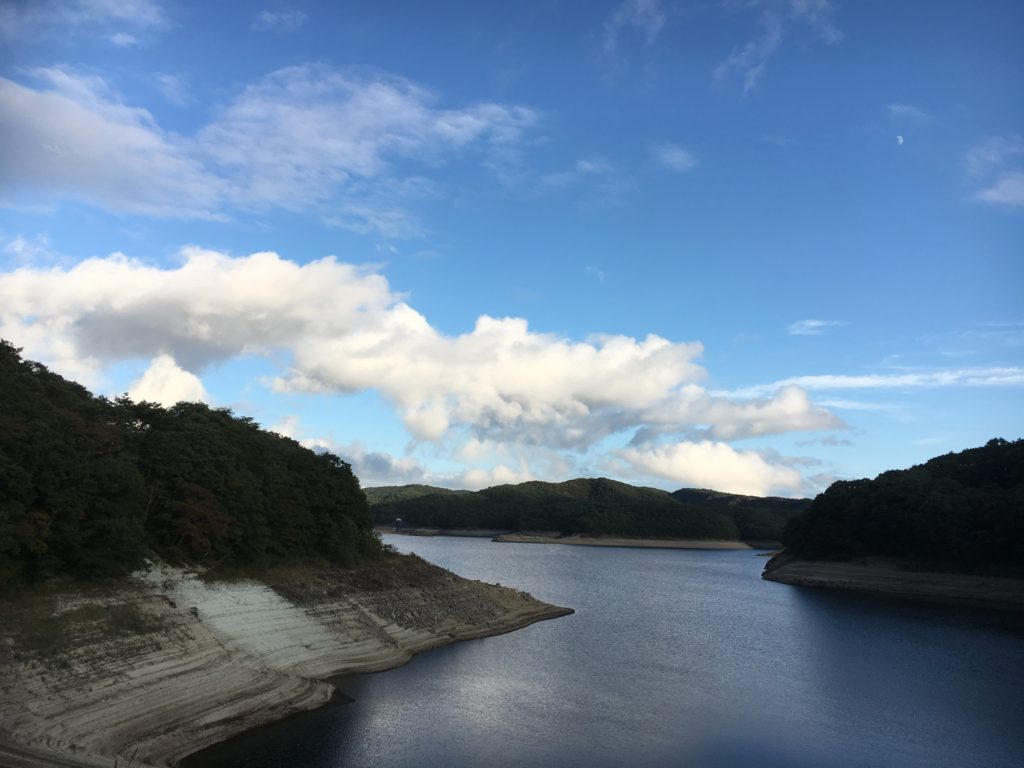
0, 557, 572, 767
762, 553, 1024, 611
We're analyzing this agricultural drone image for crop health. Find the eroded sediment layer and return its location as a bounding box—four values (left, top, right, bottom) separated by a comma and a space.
0, 558, 572, 768
762, 554, 1024, 611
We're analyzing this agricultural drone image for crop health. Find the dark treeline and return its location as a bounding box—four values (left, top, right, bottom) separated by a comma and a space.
0, 340, 380, 589
782, 438, 1024, 572
369, 478, 810, 541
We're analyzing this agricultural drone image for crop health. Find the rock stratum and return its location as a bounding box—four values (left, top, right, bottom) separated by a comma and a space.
0, 557, 572, 767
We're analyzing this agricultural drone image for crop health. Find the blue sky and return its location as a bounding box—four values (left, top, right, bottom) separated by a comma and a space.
1, 0, 1021, 496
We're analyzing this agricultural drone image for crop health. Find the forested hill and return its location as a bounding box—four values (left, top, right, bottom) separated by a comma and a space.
369, 478, 810, 542
780, 439, 1024, 572
0, 340, 380, 590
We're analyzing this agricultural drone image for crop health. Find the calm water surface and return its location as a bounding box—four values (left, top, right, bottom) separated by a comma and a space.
192, 536, 1024, 768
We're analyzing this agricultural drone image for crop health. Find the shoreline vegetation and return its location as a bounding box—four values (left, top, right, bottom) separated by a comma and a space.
366, 480, 810, 544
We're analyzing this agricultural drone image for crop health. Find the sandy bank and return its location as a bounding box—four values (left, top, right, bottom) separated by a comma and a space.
762, 554, 1024, 611
0, 558, 572, 768
493, 533, 752, 550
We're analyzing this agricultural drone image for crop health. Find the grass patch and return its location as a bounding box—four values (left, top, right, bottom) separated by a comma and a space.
4, 594, 167, 661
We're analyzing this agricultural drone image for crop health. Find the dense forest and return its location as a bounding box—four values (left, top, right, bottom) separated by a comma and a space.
369, 478, 810, 542
0, 341, 381, 590
781, 438, 1024, 573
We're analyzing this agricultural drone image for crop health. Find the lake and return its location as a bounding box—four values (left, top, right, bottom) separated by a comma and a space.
191, 535, 1024, 768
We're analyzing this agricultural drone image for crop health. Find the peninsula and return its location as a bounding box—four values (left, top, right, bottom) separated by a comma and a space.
763, 438, 1024, 610
0, 341, 571, 767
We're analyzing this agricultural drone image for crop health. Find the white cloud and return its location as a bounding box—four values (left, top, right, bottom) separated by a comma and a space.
1, 0, 167, 40
0, 248, 840, 455
540, 157, 612, 190
267, 418, 537, 490
728, 367, 1024, 399
253, 9, 307, 32
965, 135, 1024, 176
885, 103, 931, 123
74, 0, 165, 27
966, 136, 1024, 207
787, 319, 846, 336
109, 31, 139, 46
716, 0, 841, 93
975, 171, 1024, 207
156, 73, 190, 107
4, 233, 57, 263
0, 65, 539, 234
617, 441, 804, 497
128, 353, 208, 406
715, 11, 783, 93
651, 143, 697, 171
200, 65, 537, 210
603, 0, 668, 53
0, 68, 224, 218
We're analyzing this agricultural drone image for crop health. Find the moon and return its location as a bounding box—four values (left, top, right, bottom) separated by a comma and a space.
896, 135, 904, 145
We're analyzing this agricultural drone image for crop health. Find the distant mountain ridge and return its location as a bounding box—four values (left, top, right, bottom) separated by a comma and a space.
368, 478, 811, 542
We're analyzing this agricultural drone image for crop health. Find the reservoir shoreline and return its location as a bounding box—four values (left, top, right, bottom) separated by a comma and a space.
0, 557, 572, 768
377, 527, 765, 550
762, 553, 1024, 611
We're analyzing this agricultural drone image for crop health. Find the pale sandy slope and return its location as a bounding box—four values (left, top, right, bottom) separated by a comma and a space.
0, 558, 572, 768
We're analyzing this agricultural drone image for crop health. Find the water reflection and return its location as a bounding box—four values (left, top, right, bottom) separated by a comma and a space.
186, 538, 1024, 768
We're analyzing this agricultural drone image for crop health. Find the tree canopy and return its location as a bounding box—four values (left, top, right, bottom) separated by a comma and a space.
0, 340, 380, 590
370, 478, 809, 541
781, 438, 1024, 572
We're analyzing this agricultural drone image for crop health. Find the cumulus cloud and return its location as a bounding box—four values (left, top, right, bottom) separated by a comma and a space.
0, 248, 840, 460
268, 417, 536, 490
966, 135, 1024, 207
1, 65, 540, 233
128, 354, 208, 406
651, 143, 697, 171
617, 441, 804, 497
787, 319, 846, 336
